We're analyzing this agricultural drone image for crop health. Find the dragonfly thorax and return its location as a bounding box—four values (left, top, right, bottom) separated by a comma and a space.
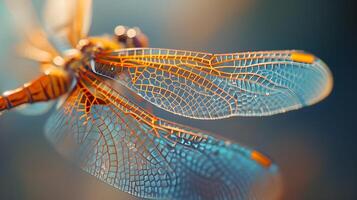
62, 36, 121, 73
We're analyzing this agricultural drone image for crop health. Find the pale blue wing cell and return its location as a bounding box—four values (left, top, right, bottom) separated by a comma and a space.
45, 77, 281, 200
93, 48, 333, 119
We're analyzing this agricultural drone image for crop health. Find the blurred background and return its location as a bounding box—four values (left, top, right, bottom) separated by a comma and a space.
0, 0, 356, 199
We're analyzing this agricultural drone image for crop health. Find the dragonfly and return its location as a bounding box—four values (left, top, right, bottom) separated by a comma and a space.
0, 0, 333, 199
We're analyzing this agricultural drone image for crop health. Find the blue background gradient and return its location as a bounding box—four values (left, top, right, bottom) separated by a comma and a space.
0, 0, 356, 199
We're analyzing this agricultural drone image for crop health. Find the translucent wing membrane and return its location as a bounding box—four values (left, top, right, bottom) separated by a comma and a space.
43, 0, 92, 48
6, 0, 92, 61
5, 0, 58, 62
45, 69, 281, 200
93, 48, 333, 119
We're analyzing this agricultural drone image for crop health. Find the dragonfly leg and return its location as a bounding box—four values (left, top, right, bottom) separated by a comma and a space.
0, 68, 71, 112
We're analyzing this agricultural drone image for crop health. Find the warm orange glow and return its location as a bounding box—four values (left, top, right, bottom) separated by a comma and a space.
251, 150, 272, 168
88, 37, 121, 50
78, 38, 90, 47
291, 52, 315, 64
53, 56, 65, 66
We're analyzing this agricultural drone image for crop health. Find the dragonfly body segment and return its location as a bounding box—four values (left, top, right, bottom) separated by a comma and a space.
0, 68, 71, 112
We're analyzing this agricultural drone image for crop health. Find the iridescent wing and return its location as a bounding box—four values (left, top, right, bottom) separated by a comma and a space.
43, 0, 92, 48
45, 69, 281, 200
93, 48, 333, 119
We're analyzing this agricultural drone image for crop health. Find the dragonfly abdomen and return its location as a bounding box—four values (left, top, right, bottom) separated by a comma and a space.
0, 68, 71, 112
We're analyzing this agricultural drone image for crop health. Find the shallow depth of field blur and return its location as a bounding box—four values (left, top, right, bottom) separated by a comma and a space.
0, 0, 356, 199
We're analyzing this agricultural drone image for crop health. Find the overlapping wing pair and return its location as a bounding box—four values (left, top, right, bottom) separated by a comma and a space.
43, 0, 92, 49
5, 0, 332, 199
5, 0, 92, 62
46, 46, 333, 199
45, 69, 282, 200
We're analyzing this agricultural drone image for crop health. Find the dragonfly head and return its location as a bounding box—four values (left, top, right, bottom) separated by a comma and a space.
114, 25, 149, 48
60, 37, 122, 73
81, 36, 122, 52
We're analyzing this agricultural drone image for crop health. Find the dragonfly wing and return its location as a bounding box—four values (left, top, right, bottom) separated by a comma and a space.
43, 0, 92, 48
69, 0, 93, 44
15, 101, 54, 116
4, 0, 58, 62
45, 71, 281, 200
93, 48, 333, 119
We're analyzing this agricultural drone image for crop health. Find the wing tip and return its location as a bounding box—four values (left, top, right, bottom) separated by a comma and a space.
251, 161, 283, 200
308, 55, 334, 106
291, 51, 333, 106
